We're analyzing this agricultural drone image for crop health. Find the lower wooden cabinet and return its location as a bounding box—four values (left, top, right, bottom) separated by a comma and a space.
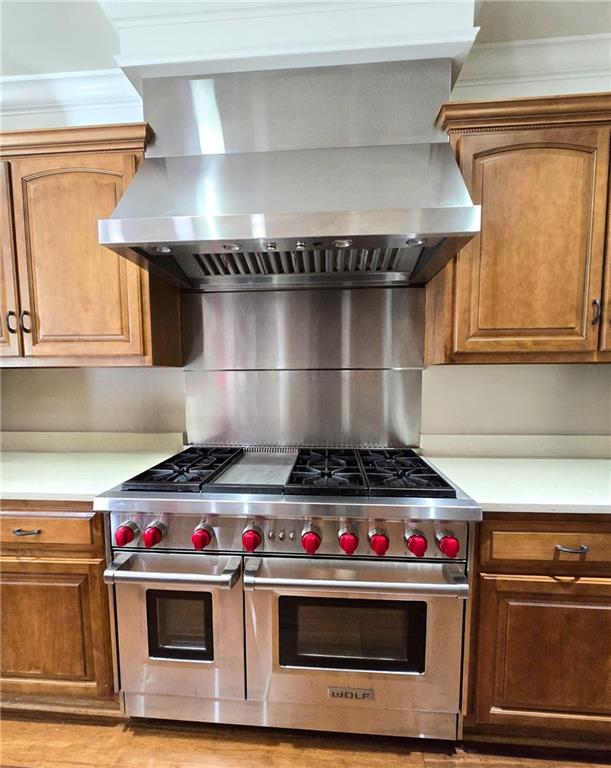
474, 573, 611, 734
469, 515, 611, 743
0, 504, 114, 701
0, 556, 113, 698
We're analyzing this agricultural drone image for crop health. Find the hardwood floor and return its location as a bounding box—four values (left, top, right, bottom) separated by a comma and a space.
1, 716, 610, 768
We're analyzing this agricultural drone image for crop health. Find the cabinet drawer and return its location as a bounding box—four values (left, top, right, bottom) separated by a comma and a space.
0, 515, 94, 546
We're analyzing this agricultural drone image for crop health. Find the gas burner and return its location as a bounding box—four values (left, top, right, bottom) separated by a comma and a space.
122, 447, 243, 492
285, 448, 368, 496
359, 449, 456, 498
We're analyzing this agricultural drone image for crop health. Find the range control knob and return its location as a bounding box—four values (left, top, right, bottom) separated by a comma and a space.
338, 531, 359, 555
301, 529, 322, 555
242, 527, 262, 552
143, 522, 166, 549
192, 523, 214, 551
405, 530, 428, 558
114, 521, 139, 547
437, 531, 460, 558
369, 530, 390, 556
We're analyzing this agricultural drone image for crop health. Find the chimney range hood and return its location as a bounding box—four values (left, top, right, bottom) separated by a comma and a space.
99, 60, 480, 291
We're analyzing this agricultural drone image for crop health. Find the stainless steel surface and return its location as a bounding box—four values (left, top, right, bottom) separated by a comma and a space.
185, 369, 422, 447
122, 693, 459, 739
244, 557, 468, 597
209, 451, 297, 488
245, 556, 465, 715
111, 551, 245, 702
104, 551, 241, 587
105, 513, 470, 558
143, 60, 450, 157
95, 489, 482, 523
99, 142, 480, 290
182, 287, 424, 370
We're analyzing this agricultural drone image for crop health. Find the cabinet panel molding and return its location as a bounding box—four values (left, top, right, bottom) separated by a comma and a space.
0, 161, 21, 357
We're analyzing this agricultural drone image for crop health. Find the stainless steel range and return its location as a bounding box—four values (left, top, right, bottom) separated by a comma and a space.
97, 446, 480, 740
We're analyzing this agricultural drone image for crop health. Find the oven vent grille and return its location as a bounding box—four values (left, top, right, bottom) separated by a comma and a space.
176, 247, 417, 279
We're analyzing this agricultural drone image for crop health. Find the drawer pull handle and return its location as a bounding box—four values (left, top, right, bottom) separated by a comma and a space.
12, 528, 42, 537
555, 544, 588, 555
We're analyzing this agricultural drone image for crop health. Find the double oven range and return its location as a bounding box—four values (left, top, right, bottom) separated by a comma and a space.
96, 446, 481, 740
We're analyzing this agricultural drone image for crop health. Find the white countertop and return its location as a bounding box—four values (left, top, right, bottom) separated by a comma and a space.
1, 449, 609, 513
428, 457, 611, 514
0, 451, 175, 502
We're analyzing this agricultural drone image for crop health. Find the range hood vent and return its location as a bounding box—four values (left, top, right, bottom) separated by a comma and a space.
99, 61, 480, 291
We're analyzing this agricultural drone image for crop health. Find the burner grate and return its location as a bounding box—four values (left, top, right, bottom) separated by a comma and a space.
122, 447, 243, 492
359, 449, 456, 498
285, 448, 368, 496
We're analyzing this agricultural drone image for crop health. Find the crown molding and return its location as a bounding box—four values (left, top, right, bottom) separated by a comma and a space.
452, 33, 611, 100
0, 69, 143, 131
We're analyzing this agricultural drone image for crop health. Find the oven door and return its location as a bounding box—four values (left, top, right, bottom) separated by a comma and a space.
104, 552, 244, 701
244, 557, 467, 714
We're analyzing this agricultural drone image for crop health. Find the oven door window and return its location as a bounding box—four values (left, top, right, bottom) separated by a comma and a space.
146, 590, 214, 661
279, 597, 426, 673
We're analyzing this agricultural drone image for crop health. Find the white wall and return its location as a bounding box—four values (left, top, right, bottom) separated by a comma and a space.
2, 364, 610, 442
0, 368, 186, 433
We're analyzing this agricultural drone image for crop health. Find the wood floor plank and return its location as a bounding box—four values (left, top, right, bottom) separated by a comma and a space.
1, 717, 609, 768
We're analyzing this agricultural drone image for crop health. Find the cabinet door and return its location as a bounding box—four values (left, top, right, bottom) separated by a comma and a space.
474, 573, 611, 735
454, 126, 609, 354
0, 161, 21, 357
10, 152, 144, 357
0, 556, 113, 698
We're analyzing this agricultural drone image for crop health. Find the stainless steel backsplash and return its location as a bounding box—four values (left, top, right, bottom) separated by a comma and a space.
183, 287, 424, 446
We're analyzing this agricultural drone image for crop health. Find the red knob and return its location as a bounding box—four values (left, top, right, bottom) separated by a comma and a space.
143, 525, 163, 549
369, 532, 390, 556
339, 531, 359, 555
438, 535, 460, 558
406, 534, 428, 558
192, 527, 212, 550
242, 529, 262, 552
115, 524, 136, 547
301, 531, 321, 555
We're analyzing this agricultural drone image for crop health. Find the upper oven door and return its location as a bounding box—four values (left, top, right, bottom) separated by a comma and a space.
244, 557, 467, 713
105, 552, 244, 701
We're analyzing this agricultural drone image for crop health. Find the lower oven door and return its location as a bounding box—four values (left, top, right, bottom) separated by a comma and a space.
104, 552, 244, 701
244, 557, 467, 717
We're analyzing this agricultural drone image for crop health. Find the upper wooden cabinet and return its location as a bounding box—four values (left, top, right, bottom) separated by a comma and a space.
426, 94, 611, 364
0, 124, 181, 366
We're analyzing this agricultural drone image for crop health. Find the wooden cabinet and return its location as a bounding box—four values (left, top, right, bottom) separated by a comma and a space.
0, 124, 182, 366
468, 515, 611, 743
0, 503, 114, 700
0, 161, 20, 357
427, 94, 611, 364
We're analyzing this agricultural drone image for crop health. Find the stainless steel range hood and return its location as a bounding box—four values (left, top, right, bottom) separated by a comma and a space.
99, 60, 480, 291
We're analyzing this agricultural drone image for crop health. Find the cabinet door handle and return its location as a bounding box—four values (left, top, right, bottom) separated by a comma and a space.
6, 311, 18, 334
12, 528, 42, 537
555, 543, 589, 555
19, 310, 32, 333
592, 299, 601, 325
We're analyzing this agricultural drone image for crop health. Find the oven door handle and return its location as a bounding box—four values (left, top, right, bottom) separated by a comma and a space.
243, 559, 468, 598
103, 553, 242, 589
